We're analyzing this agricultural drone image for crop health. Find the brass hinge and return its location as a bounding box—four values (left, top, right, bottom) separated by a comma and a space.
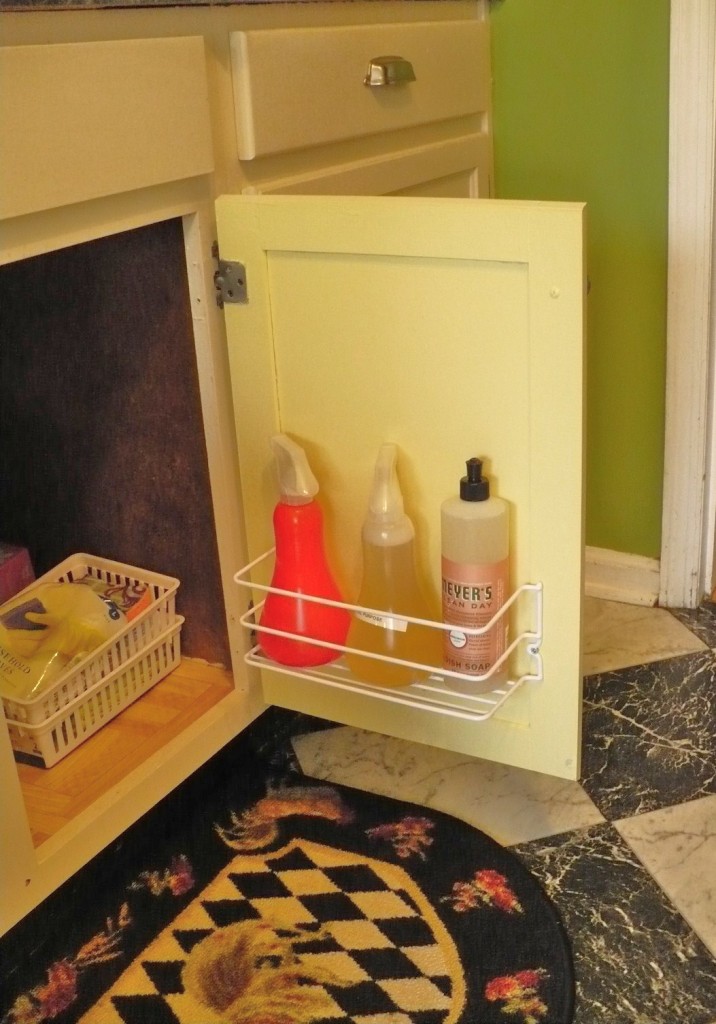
212, 243, 248, 307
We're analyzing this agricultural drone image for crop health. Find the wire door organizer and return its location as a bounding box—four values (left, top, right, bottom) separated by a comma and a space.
235, 548, 543, 724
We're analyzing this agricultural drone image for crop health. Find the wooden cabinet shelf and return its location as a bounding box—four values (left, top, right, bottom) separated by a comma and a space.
16, 660, 234, 847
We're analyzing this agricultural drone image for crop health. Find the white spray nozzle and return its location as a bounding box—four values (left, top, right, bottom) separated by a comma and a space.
271, 434, 319, 505
368, 443, 405, 521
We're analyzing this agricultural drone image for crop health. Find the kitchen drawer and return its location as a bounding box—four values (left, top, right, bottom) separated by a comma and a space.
231, 20, 489, 160
0, 37, 213, 221
245, 135, 491, 199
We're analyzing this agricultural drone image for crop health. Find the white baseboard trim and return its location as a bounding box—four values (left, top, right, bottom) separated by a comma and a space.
585, 546, 661, 606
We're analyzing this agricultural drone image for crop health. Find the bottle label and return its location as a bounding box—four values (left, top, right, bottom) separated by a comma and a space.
441, 556, 509, 676
355, 609, 408, 632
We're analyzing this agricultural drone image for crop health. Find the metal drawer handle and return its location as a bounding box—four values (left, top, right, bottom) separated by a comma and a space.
364, 55, 416, 88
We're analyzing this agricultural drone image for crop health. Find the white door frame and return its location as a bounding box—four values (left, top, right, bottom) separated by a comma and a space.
659, 0, 716, 608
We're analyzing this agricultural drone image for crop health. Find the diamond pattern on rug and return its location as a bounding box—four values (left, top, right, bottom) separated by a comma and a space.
79, 838, 464, 1024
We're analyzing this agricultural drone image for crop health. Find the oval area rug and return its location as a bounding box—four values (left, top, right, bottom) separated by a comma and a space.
1, 773, 574, 1024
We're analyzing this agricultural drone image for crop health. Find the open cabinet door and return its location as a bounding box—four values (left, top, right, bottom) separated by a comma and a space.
216, 194, 585, 780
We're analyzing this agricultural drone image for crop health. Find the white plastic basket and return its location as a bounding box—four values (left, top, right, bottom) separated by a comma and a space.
5, 616, 184, 767
1, 553, 180, 726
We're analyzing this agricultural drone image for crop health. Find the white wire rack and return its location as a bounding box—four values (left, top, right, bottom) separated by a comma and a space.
235, 549, 543, 723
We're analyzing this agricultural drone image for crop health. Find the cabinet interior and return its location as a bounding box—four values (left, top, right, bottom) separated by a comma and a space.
0, 218, 228, 664
0, 217, 235, 844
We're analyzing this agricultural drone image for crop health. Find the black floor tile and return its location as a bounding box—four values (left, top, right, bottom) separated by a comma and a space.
515, 822, 716, 1024
580, 650, 716, 820
670, 603, 716, 649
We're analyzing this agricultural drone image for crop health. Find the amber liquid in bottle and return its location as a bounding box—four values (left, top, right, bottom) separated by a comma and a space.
346, 536, 440, 686
345, 445, 440, 687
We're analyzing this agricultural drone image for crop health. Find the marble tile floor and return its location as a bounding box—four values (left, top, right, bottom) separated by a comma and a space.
287, 597, 716, 1023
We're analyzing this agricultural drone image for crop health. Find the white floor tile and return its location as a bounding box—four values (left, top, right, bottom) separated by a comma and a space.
293, 725, 604, 847
583, 596, 706, 675
615, 794, 716, 958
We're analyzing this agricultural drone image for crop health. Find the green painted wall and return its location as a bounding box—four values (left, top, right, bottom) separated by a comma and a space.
490, 0, 670, 559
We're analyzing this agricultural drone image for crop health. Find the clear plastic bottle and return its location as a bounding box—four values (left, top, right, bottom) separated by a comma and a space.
345, 444, 440, 687
259, 434, 350, 667
441, 457, 510, 689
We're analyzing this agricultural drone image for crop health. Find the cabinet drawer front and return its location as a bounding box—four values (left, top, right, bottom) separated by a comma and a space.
248, 135, 489, 199
231, 20, 489, 160
0, 37, 213, 221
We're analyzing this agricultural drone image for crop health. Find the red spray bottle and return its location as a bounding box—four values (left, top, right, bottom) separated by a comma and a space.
258, 434, 350, 666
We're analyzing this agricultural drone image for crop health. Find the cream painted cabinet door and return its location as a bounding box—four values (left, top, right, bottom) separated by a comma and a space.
217, 194, 585, 781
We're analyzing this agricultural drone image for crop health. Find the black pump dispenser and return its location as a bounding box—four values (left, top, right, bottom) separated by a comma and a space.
460, 457, 490, 502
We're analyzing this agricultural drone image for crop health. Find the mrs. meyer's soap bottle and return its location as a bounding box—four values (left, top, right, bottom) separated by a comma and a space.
259, 434, 350, 667
345, 444, 440, 687
441, 458, 510, 687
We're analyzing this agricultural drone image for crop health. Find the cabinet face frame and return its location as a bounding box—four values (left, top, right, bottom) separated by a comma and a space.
216, 192, 586, 782
0, 0, 493, 933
